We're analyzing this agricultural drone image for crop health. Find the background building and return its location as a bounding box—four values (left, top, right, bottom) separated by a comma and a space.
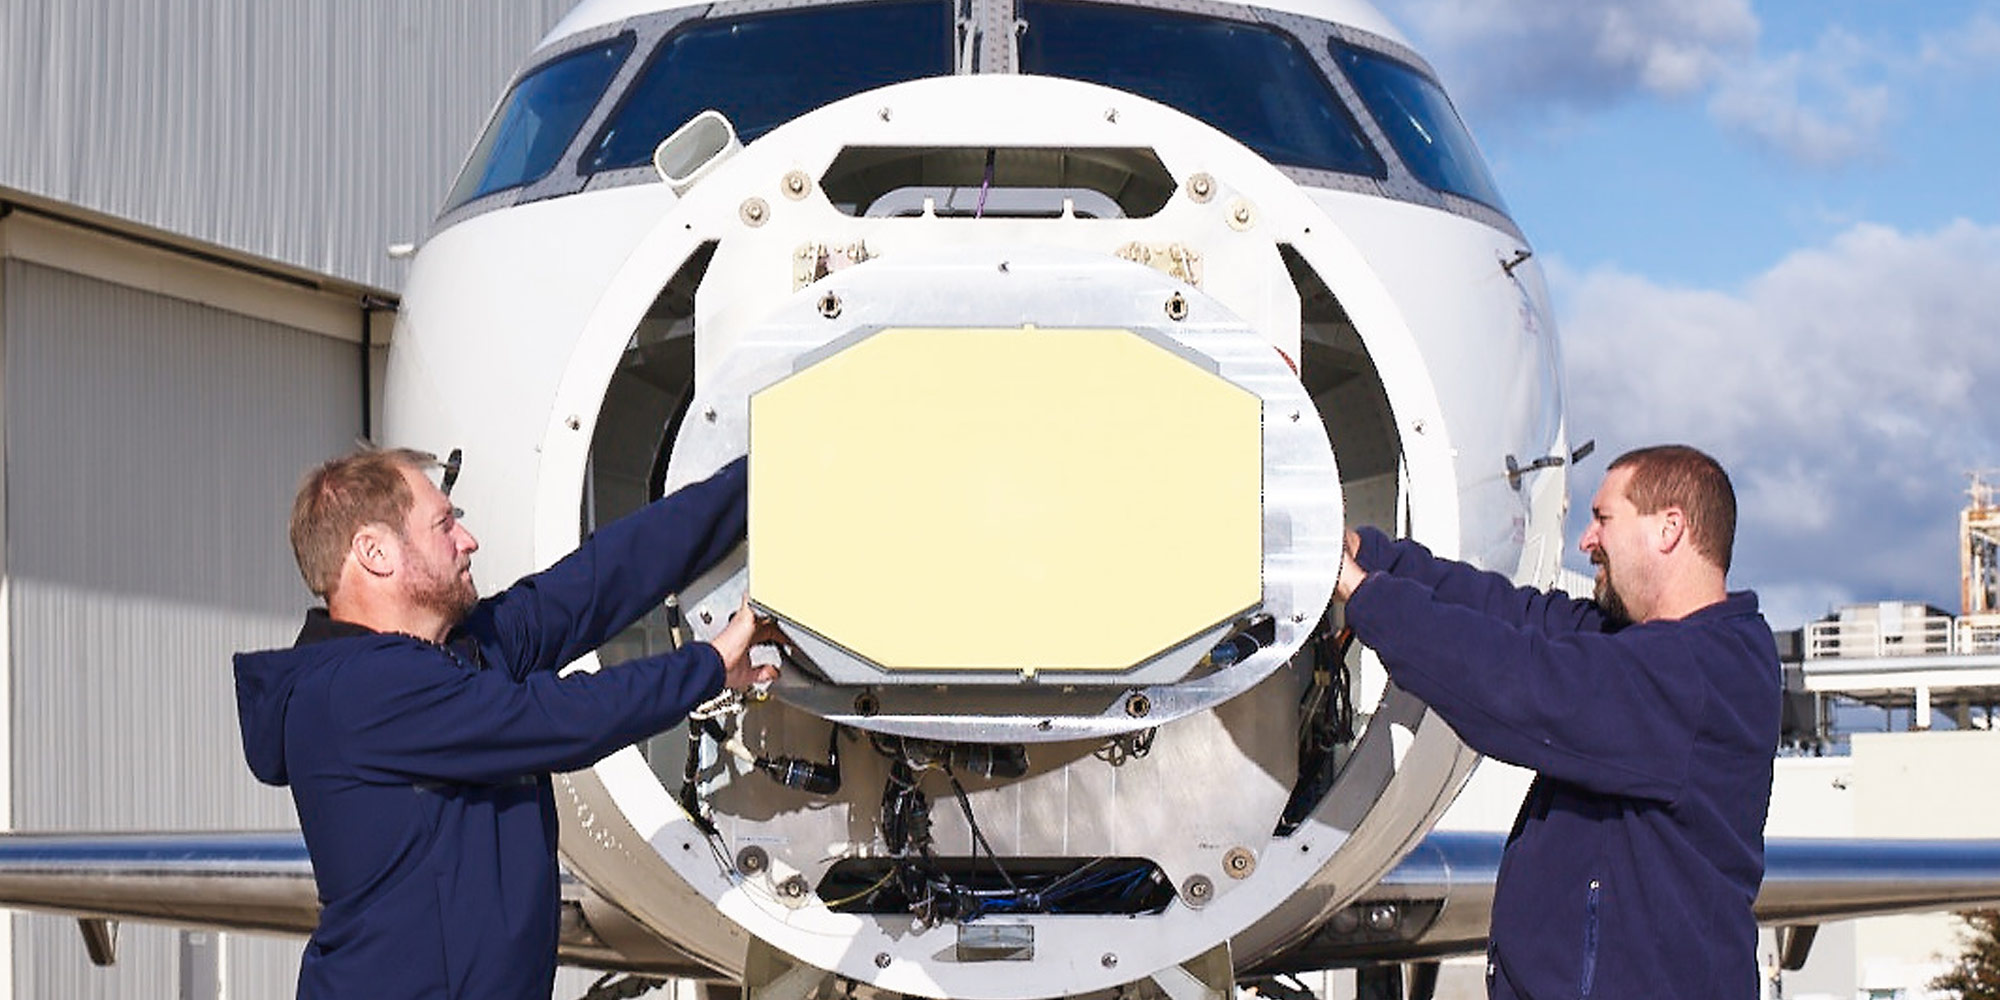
0, 2, 569, 994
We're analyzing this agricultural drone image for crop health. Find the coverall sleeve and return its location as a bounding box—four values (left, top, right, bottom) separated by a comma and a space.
471, 457, 748, 680
326, 640, 727, 785
1354, 526, 1602, 635
1345, 571, 1705, 802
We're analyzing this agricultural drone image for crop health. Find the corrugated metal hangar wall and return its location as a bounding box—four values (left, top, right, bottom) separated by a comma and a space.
0, 1, 576, 995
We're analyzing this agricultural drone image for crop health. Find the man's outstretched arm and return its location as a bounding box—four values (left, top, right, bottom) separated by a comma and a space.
475, 457, 748, 679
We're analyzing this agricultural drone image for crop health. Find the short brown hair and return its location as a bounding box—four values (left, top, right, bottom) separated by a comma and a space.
288, 447, 437, 599
1608, 444, 1738, 572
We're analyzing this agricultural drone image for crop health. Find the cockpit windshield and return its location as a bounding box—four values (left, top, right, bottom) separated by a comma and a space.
444, 35, 634, 212
1018, 0, 1383, 178
1334, 44, 1506, 213
581, 1, 954, 174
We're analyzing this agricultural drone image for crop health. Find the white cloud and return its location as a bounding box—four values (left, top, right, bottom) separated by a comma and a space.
1380, 1, 1994, 168
1707, 29, 1891, 167
1553, 221, 2000, 625
1918, 11, 2000, 70
1387, 0, 1757, 115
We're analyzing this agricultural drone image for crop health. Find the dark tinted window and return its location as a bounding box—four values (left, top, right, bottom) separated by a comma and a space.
584, 2, 953, 173
1019, 1, 1383, 177
1335, 44, 1506, 212
445, 36, 635, 211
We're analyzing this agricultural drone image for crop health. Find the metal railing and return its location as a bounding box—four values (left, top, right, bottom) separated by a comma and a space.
1805, 614, 2000, 659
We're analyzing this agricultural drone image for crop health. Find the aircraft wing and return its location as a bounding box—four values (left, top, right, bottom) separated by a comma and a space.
1246, 831, 2000, 972
0, 831, 714, 974
3, 829, 1998, 977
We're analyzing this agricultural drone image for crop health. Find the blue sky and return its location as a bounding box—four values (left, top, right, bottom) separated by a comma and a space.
1375, 0, 2000, 628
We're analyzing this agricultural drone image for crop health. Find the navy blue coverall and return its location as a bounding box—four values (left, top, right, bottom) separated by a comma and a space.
1344, 527, 1780, 999
235, 458, 745, 999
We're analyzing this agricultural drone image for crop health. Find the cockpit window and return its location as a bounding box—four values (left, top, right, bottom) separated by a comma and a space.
582, 1, 953, 174
444, 35, 635, 212
1018, 1, 1384, 178
1334, 44, 1507, 213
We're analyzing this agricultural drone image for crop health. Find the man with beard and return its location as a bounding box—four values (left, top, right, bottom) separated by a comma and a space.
235, 447, 779, 1000
1333, 444, 1780, 999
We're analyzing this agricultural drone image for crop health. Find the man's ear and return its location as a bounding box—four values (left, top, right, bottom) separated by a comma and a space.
1656, 507, 1687, 554
350, 524, 399, 580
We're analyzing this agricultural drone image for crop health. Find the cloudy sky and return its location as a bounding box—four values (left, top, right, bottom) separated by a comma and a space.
1372, 0, 2000, 628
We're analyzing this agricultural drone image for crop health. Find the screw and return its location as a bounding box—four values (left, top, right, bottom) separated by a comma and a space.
875, 953, 893, 969
854, 693, 880, 716
740, 198, 769, 226
1188, 174, 1214, 202
736, 846, 769, 875
1124, 692, 1151, 718
1101, 954, 1119, 969
818, 291, 843, 319
1165, 292, 1189, 322
779, 875, 809, 899
783, 170, 811, 199
699, 609, 714, 625
1182, 875, 1213, 907
1224, 847, 1255, 878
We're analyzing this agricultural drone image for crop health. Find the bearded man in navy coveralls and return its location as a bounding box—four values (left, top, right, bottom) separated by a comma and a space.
1334, 445, 1781, 999
235, 448, 780, 999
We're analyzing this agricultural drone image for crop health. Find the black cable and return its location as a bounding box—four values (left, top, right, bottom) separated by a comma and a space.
945, 767, 1017, 894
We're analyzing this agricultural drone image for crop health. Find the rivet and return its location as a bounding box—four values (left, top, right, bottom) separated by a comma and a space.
699, 610, 714, 625
779, 875, 808, 899
818, 291, 843, 319
703, 407, 717, 422
1292, 613, 1306, 624
1165, 291, 1189, 322
1290, 411, 1301, 422
740, 197, 769, 226
736, 846, 769, 875
1104, 107, 1119, 123
854, 693, 880, 716
875, 953, 893, 969
877, 107, 893, 122
1102, 954, 1119, 969
1124, 692, 1151, 718
565, 415, 581, 431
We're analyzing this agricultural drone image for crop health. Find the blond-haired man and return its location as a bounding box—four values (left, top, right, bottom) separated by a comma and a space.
236, 449, 772, 999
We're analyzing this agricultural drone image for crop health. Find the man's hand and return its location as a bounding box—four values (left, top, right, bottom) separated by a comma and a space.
1333, 528, 1367, 602
711, 598, 787, 691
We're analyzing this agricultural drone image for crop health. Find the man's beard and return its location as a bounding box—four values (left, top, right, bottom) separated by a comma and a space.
1593, 556, 1632, 625
408, 553, 478, 625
